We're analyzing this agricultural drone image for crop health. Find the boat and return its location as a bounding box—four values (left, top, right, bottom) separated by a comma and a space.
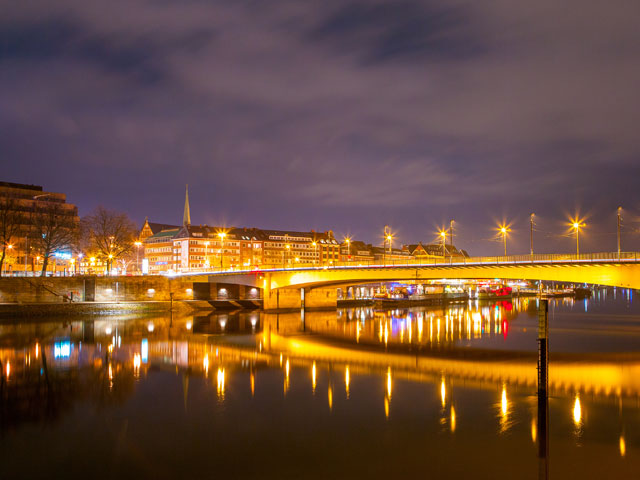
574, 287, 593, 299
477, 285, 512, 300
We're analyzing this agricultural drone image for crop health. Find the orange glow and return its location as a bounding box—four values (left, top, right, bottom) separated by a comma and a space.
217, 368, 225, 397
312, 361, 317, 394
450, 406, 456, 433
345, 366, 350, 398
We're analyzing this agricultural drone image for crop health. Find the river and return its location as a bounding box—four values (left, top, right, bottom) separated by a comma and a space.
0, 287, 638, 479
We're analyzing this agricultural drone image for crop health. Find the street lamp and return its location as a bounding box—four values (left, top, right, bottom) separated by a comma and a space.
134, 241, 142, 274
498, 224, 511, 256
218, 232, 227, 270
383, 226, 393, 265
571, 219, 585, 256
311, 241, 318, 266
617, 206, 622, 257
439, 229, 447, 257
285, 243, 291, 267
345, 237, 351, 262
108, 254, 113, 275
530, 213, 535, 258
449, 220, 455, 252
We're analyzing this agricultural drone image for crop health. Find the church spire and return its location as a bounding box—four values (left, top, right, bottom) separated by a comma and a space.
183, 184, 191, 226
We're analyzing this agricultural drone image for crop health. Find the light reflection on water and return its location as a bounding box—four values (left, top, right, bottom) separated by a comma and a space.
0, 289, 639, 478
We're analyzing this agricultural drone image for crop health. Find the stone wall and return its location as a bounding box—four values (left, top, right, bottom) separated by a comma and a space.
0, 276, 197, 303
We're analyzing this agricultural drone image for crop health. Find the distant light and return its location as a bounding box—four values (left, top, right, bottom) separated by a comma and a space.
573, 394, 582, 425
141, 339, 148, 363
54, 340, 71, 359
186, 321, 192, 330
147, 323, 154, 332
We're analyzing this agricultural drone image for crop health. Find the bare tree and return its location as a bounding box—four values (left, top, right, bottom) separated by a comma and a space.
0, 196, 24, 276
31, 203, 79, 275
81, 207, 138, 274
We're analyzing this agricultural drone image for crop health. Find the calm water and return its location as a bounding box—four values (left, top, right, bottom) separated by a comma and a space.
1, 288, 639, 479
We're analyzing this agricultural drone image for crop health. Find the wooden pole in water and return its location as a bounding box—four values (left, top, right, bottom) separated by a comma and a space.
537, 299, 549, 479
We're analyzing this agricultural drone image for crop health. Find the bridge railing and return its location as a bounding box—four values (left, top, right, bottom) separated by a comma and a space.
187, 251, 640, 275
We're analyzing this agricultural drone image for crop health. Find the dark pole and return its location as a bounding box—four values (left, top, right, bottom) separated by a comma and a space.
530, 213, 535, 258
617, 206, 622, 257
537, 299, 549, 480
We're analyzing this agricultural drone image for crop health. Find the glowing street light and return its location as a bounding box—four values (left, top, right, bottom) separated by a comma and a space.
383, 225, 393, 265
344, 236, 351, 261
570, 219, 586, 256
311, 241, 318, 265
204, 241, 210, 267
498, 224, 511, 256
218, 231, 227, 270
439, 229, 447, 257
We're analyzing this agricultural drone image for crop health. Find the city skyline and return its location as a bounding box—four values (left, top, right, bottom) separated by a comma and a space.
3, 1, 640, 256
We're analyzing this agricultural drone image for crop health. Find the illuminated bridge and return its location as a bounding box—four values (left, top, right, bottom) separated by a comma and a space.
182, 252, 640, 310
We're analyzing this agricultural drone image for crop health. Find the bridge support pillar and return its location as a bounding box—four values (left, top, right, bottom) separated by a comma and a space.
264, 288, 302, 311
303, 287, 337, 310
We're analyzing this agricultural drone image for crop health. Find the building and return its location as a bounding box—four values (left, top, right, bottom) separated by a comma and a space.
0, 181, 79, 275
403, 242, 469, 259
141, 186, 340, 274
371, 245, 413, 263
339, 240, 375, 263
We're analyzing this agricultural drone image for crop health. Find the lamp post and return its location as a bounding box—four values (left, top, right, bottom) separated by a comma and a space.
440, 230, 447, 258
134, 241, 142, 274
499, 225, 510, 256
530, 213, 535, 258
617, 206, 622, 257
312, 241, 318, 266
572, 221, 585, 256
345, 237, 351, 262
384, 226, 393, 266
218, 232, 227, 270
449, 220, 454, 253
204, 241, 210, 268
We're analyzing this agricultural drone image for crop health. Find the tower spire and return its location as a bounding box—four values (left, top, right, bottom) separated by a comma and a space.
183, 184, 191, 226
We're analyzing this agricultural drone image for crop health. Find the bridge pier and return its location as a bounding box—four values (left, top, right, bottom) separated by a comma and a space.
264, 287, 303, 310
263, 287, 337, 311
303, 287, 337, 310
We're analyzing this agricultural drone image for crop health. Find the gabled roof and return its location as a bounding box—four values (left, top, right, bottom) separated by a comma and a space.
148, 222, 180, 234
147, 228, 180, 240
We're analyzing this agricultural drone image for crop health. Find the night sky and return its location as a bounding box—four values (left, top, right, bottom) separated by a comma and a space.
3, 0, 640, 255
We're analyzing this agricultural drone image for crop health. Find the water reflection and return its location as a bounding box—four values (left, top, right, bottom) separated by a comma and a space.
0, 293, 639, 478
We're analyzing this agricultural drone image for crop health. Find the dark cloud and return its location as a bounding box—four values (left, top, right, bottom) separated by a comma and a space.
308, 1, 483, 64
2, 0, 640, 255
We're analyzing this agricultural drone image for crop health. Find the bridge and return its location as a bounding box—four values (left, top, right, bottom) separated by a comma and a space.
181, 251, 640, 310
